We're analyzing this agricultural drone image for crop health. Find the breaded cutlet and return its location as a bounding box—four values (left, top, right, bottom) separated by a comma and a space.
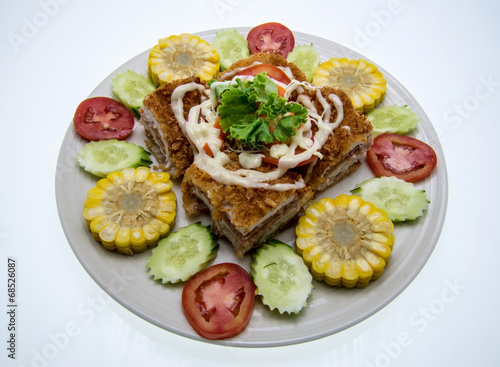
299, 85, 373, 191
140, 76, 208, 179
182, 154, 314, 257
140, 52, 373, 257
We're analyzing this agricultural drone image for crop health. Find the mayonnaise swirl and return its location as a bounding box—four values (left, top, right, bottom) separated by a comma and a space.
169, 78, 344, 191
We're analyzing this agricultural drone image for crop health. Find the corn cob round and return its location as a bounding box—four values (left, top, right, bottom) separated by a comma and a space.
148, 33, 220, 86
83, 167, 176, 254
312, 58, 387, 113
295, 194, 394, 288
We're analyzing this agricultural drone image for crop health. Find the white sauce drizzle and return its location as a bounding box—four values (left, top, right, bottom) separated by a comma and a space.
170, 78, 344, 191
239, 152, 264, 169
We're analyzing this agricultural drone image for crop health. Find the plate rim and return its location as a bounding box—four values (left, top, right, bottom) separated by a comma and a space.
55, 27, 449, 347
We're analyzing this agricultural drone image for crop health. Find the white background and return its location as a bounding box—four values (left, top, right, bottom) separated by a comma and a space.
1, 0, 499, 366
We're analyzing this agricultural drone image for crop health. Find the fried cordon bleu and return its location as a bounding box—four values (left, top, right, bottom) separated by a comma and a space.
182, 155, 314, 257
301, 85, 373, 192
140, 76, 208, 179
139, 53, 307, 179
139, 52, 373, 257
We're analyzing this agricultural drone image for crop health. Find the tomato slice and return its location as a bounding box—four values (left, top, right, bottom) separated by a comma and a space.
73, 97, 135, 141
182, 263, 256, 340
237, 64, 292, 86
246, 22, 295, 59
366, 133, 437, 182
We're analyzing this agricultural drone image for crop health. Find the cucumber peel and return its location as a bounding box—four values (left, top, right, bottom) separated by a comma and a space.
111, 69, 156, 116
286, 44, 321, 82
365, 105, 419, 137
250, 240, 313, 315
76, 139, 152, 178
212, 29, 249, 71
351, 176, 429, 221
146, 223, 219, 284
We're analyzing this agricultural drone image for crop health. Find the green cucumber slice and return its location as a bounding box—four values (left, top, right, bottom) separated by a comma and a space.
146, 223, 219, 284
250, 240, 313, 315
365, 105, 419, 137
286, 44, 321, 82
76, 139, 152, 178
351, 176, 429, 221
111, 70, 156, 116
212, 29, 249, 71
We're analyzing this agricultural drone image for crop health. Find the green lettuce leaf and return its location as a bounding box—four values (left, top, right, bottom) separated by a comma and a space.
217, 73, 307, 149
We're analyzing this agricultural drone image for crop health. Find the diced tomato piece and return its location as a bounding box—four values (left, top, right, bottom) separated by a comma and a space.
214, 116, 227, 140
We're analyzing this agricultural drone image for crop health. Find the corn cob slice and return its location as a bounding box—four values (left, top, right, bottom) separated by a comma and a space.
295, 194, 394, 288
148, 33, 220, 86
83, 167, 176, 254
312, 58, 387, 113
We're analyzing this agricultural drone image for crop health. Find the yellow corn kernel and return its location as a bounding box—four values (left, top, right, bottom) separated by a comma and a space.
83, 167, 176, 254
312, 58, 387, 113
148, 33, 220, 86
295, 194, 395, 288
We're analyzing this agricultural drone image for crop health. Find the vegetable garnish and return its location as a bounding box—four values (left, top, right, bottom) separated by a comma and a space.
366, 105, 419, 137
76, 139, 152, 178
366, 133, 437, 182
83, 167, 176, 254
217, 73, 307, 149
351, 176, 429, 222
111, 70, 157, 116
295, 194, 395, 288
73, 97, 135, 141
182, 263, 256, 340
146, 223, 219, 284
313, 58, 387, 113
148, 33, 220, 86
247, 22, 295, 58
251, 240, 313, 315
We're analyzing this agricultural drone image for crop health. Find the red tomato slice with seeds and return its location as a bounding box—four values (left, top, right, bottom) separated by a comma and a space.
237, 64, 292, 87
182, 263, 256, 340
366, 133, 437, 182
247, 22, 295, 59
73, 97, 134, 141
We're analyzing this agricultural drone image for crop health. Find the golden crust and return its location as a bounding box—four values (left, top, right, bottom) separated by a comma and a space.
140, 76, 207, 178
182, 155, 312, 232
307, 85, 373, 190
182, 163, 313, 257
140, 52, 373, 256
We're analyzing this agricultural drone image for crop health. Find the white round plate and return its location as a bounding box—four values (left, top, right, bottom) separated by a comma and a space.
56, 28, 448, 347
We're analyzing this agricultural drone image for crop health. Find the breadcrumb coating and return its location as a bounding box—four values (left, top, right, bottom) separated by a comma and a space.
140, 76, 207, 178
139, 52, 373, 256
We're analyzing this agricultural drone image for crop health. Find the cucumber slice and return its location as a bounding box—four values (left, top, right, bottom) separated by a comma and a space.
365, 105, 419, 137
212, 29, 249, 71
286, 44, 321, 82
351, 176, 429, 222
76, 139, 152, 178
146, 223, 219, 284
250, 240, 313, 315
111, 70, 156, 116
